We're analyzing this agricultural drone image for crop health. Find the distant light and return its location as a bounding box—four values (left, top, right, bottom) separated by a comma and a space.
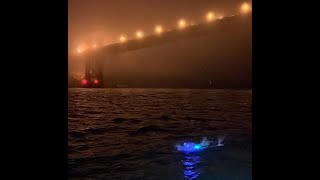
241, 2, 252, 14
218, 15, 224, 20
93, 79, 99, 84
136, 31, 144, 39
155, 25, 163, 34
92, 44, 97, 48
77, 48, 82, 54
120, 35, 126, 43
178, 19, 186, 29
81, 79, 88, 85
206, 12, 216, 22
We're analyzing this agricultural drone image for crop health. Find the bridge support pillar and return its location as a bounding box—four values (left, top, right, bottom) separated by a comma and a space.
82, 57, 104, 88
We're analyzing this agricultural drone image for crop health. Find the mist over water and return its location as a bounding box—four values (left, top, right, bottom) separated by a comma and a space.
68, 88, 252, 179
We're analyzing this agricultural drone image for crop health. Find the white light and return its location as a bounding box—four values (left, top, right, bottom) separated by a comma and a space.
206, 12, 216, 22
241, 2, 252, 14
136, 31, 144, 39
120, 35, 126, 43
155, 25, 163, 34
178, 19, 186, 29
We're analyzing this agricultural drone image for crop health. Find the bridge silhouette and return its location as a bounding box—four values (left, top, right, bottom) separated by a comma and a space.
81, 14, 252, 88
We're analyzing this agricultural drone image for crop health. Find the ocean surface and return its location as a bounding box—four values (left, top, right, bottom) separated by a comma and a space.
68, 88, 252, 180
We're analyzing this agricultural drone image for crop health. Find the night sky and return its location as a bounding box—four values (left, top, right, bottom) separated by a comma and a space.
68, 0, 250, 53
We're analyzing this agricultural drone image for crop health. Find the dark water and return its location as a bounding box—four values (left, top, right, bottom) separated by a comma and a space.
68, 88, 252, 180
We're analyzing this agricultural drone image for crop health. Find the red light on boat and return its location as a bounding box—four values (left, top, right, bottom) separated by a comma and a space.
93, 79, 99, 84
81, 79, 88, 85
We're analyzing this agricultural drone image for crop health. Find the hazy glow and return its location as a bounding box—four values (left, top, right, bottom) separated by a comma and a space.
155, 25, 163, 34
241, 2, 251, 14
120, 35, 126, 43
93, 79, 99, 84
136, 31, 144, 39
81, 79, 88, 85
206, 12, 216, 22
69, 2, 252, 51
178, 19, 186, 29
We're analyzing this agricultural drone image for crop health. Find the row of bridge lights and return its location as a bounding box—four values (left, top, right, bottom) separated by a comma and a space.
77, 2, 251, 53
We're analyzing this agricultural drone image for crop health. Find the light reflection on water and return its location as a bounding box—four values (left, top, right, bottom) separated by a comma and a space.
182, 155, 201, 180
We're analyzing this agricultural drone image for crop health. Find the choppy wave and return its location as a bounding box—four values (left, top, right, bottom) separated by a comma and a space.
68, 88, 252, 179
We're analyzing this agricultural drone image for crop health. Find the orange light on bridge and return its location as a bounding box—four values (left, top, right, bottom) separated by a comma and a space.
206, 12, 216, 22
155, 25, 163, 35
240, 2, 252, 14
178, 19, 186, 29
136, 31, 144, 39
120, 35, 126, 43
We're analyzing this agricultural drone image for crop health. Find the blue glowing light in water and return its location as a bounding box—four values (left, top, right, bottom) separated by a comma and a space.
177, 142, 203, 153
176, 137, 225, 153
177, 137, 226, 179
182, 155, 201, 180
194, 145, 201, 149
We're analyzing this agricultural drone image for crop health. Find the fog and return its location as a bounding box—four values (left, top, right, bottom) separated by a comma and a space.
68, 0, 252, 88
82, 15, 252, 88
